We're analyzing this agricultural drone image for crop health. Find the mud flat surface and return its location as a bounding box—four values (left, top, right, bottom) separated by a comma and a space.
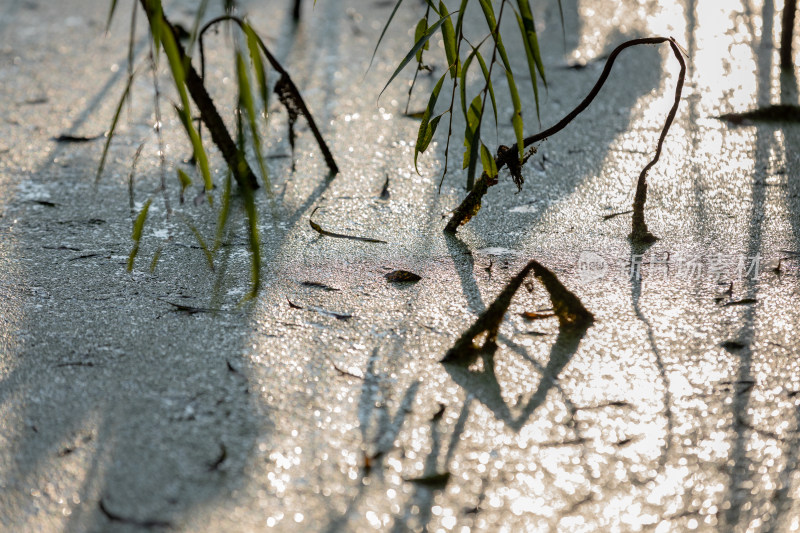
2, 0, 800, 531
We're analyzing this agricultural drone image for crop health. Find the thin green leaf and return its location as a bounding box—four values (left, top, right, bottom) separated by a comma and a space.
415, 114, 444, 172
439, 1, 459, 78
460, 43, 497, 129
161, 19, 211, 192
478, 0, 524, 158
515, 0, 546, 84
236, 51, 270, 188
379, 12, 455, 100
367, 0, 405, 73
149, 243, 163, 273
474, 48, 498, 130
243, 22, 269, 128
183, 0, 209, 68
415, 73, 447, 171
214, 171, 233, 251
96, 72, 136, 183
177, 168, 192, 203
454, 0, 469, 37
146, 0, 163, 64
514, 10, 540, 119
463, 94, 483, 189
127, 198, 152, 271
414, 17, 430, 63
241, 183, 261, 300
480, 142, 497, 179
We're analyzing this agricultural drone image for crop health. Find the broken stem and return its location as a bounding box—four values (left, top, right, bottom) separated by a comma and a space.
444, 37, 687, 237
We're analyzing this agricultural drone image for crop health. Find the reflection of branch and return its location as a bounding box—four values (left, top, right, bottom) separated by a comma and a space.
441, 259, 592, 363
445, 36, 687, 240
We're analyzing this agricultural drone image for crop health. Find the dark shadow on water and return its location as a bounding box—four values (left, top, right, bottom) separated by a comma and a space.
444, 323, 591, 433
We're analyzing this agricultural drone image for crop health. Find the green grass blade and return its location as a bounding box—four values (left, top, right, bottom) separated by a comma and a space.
415, 72, 447, 172
459, 46, 476, 119
439, 1, 459, 78
241, 184, 261, 300
514, 10, 540, 119
183, 0, 209, 66
460, 43, 497, 129
414, 17, 430, 63
478, 0, 524, 158
96, 72, 136, 183
177, 168, 192, 203
214, 171, 233, 251
474, 48, 498, 130
236, 51, 270, 189
480, 142, 498, 178
146, 0, 163, 64
515, 0, 546, 84
127, 198, 152, 271
161, 25, 212, 193
243, 22, 269, 129
454, 0, 469, 37
149, 243, 163, 273
463, 94, 483, 189
379, 11, 455, 100
367, 0, 405, 73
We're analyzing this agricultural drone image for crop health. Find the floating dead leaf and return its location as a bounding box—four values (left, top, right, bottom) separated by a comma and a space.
30, 200, 58, 207
406, 472, 450, 489
385, 270, 422, 283
721, 340, 747, 351
52, 134, 102, 143
723, 298, 757, 307
161, 299, 218, 315
309, 208, 387, 244
287, 298, 303, 309
519, 311, 555, 320
300, 281, 339, 292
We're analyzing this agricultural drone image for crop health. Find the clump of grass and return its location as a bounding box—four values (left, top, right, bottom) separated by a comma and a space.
102, 0, 338, 298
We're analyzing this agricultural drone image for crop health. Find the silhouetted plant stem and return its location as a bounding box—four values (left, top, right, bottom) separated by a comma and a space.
199, 15, 339, 175
292, 0, 302, 22
444, 36, 687, 242
781, 0, 797, 70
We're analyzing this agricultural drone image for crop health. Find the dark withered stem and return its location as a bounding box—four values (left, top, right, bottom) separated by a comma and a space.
445, 37, 687, 234
782, 0, 797, 70
199, 15, 339, 175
